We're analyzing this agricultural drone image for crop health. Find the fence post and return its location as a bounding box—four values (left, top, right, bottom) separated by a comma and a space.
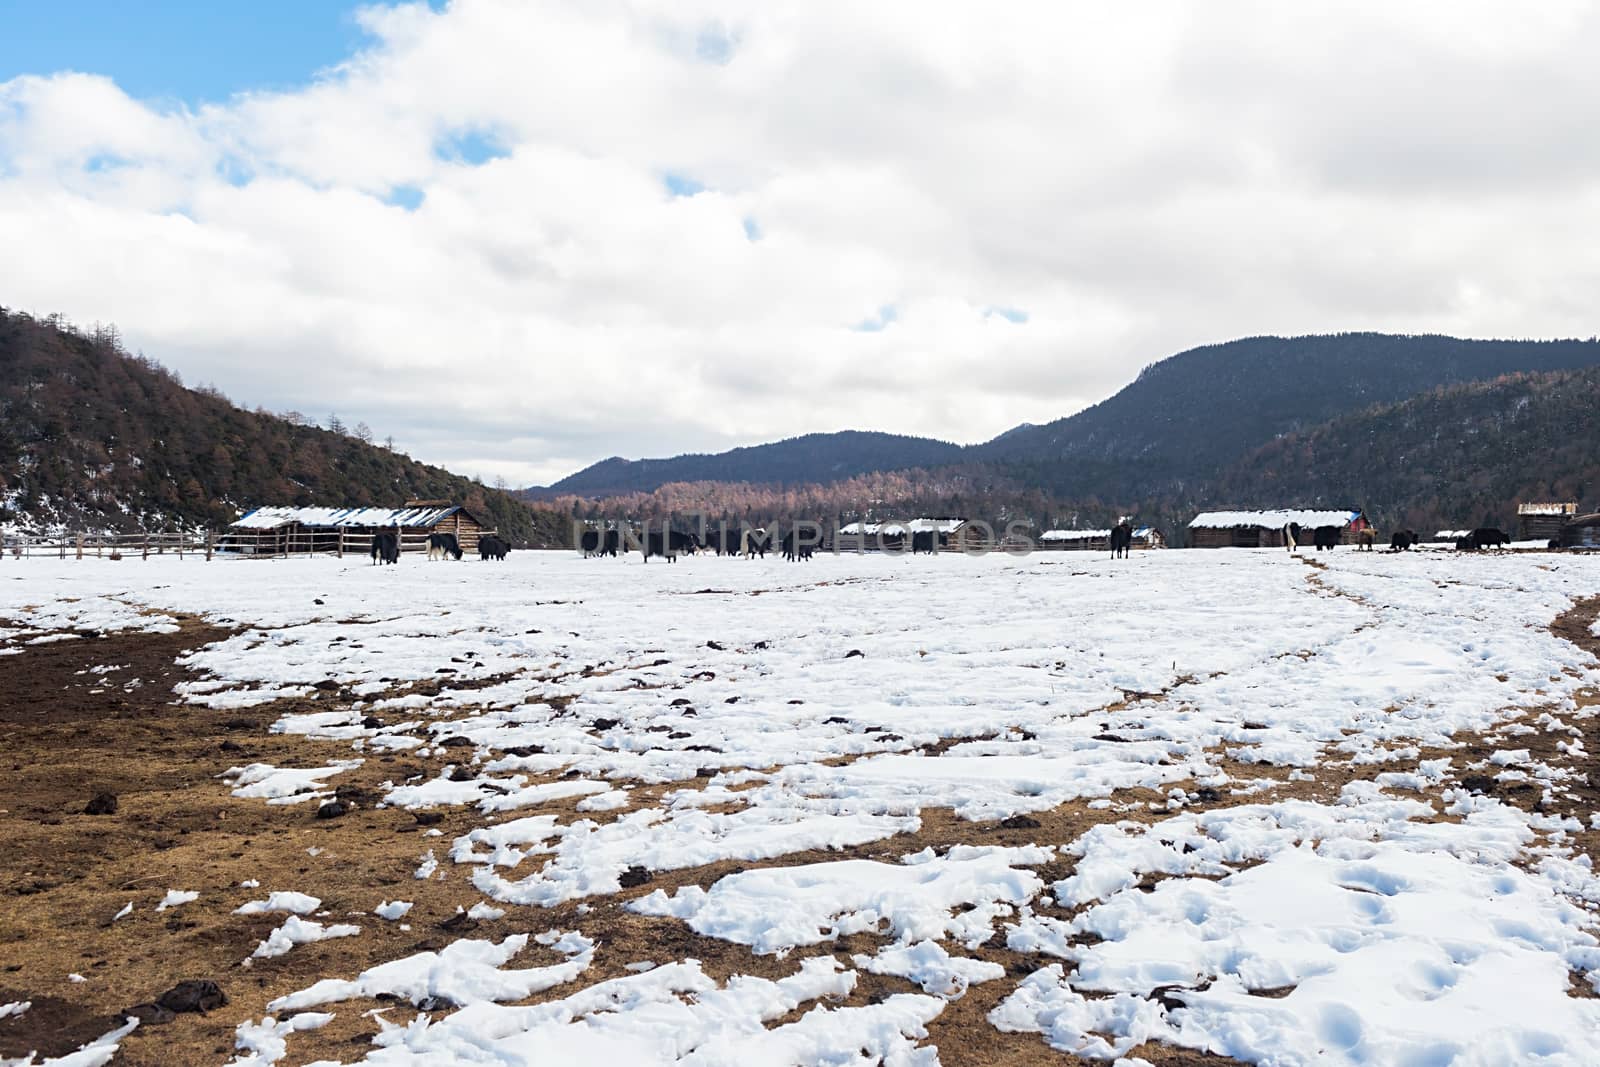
206, 532, 214, 561
143, 535, 149, 561
75, 534, 84, 561
337, 529, 344, 559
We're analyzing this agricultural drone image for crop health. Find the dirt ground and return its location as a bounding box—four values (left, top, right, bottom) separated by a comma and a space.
1, 594, 1597, 1066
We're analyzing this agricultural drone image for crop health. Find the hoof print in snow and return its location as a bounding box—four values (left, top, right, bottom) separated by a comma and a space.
315, 800, 348, 819
438, 912, 478, 933
619, 866, 653, 889
591, 718, 621, 731
84, 791, 118, 815
413, 811, 444, 826
844, 649, 864, 659
787, 699, 804, 705
997, 814, 1041, 830
122, 1001, 177, 1025
313, 598, 325, 605
156, 980, 226, 1014
437, 736, 473, 748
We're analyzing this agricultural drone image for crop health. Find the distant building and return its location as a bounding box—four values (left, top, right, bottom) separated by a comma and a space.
225, 502, 488, 556
1037, 526, 1165, 551
834, 517, 968, 551
1188, 509, 1367, 549
1517, 502, 1578, 542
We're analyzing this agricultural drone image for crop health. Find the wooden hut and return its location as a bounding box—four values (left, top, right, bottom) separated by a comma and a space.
1188, 509, 1367, 549
1037, 526, 1165, 551
834, 517, 968, 552
1518, 502, 1578, 542
224, 502, 488, 557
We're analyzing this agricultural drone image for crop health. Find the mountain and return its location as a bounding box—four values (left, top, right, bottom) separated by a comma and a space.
533, 430, 964, 497
535, 334, 1600, 506
0, 308, 569, 545
1211, 367, 1600, 533
974, 333, 1600, 500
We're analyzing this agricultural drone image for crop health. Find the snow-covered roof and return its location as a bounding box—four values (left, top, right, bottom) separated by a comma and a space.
1517, 502, 1577, 516
231, 506, 466, 530
905, 517, 967, 534
838, 518, 965, 536
1189, 510, 1360, 530
1039, 527, 1155, 541
1434, 530, 1472, 539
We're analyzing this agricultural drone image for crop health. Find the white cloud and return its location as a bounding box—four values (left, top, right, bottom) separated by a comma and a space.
2, 0, 1599, 485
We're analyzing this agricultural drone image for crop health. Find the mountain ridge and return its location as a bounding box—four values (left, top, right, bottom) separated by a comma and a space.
535, 332, 1600, 502
533, 430, 964, 497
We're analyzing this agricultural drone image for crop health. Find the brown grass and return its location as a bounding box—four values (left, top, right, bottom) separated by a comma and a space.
2, 593, 1597, 1065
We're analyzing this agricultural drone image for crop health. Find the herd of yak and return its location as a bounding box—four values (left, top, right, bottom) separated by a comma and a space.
367, 523, 1519, 565
369, 531, 510, 565
1287, 523, 1511, 554
578, 525, 821, 562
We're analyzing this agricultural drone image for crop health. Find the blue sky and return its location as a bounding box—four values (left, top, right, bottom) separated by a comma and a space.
0, 1, 379, 102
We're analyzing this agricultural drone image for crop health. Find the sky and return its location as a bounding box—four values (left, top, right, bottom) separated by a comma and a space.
2, 2, 1599, 487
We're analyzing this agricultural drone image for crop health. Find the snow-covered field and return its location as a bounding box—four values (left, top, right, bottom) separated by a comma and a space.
5, 547, 1600, 1065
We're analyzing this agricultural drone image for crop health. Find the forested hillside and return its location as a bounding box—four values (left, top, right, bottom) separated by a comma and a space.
546, 463, 1066, 530
536, 334, 1600, 510
542, 368, 1600, 543
535, 431, 964, 497
0, 309, 569, 544
976, 333, 1600, 499
1212, 368, 1600, 533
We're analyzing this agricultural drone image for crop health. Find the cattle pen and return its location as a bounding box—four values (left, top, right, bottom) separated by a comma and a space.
1, 502, 498, 563
1188, 509, 1368, 549
1034, 527, 1166, 551
222, 503, 489, 558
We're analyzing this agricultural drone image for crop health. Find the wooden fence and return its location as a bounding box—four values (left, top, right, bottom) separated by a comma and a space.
212, 528, 447, 558
1, 532, 216, 561
0, 528, 439, 561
